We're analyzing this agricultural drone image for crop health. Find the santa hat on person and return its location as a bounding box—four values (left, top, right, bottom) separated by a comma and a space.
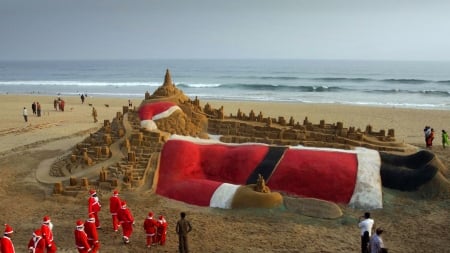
76, 220, 84, 230
121, 201, 127, 209
33, 229, 42, 237
42, 216, 51, 224
87, 214, 95, 223
158, 215, 166, 223
147, 212, 154, 219
89, 189, 97, 196
113, 190, 119, 196
4, 224, 13, 235
138, 101, 181, 131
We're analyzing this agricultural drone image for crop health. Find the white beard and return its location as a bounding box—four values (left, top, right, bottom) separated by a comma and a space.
49, 222, 54, 231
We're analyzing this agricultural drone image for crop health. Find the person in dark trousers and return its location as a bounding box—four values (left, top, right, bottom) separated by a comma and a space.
176, 212, 192, 253
358, 212, 374, 253
81, 94, 85, 104
32, 102, 37, 115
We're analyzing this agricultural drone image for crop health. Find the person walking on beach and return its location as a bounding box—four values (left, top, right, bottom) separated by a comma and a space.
32, 102, 37, 115
41, 215, 57, 253
28, 229, 46, 253
358, 212, 374, 253
1, 224, 15, 253
80, 94, 85, 104
109, 189, 122, 232
157, 215, 168, 246
74, 220, 91, 253
442, 130, 449, 149
143, 211, 158, 248
84, 214, 100, 253
23, 107, 28, 122
370, 227, 387, 253
88, 189, 102, 229
92, 107, 98, 123
176, 212, 192, 253
117, 201, 134, 244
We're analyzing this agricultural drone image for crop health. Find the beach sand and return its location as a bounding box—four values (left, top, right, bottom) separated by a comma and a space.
0, 94, 449, 252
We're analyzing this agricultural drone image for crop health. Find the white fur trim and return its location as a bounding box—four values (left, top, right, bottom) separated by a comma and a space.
152, 105, 181, 120
210, 183, 240, 209
140, 120, 157, 131
349, 148, 382, 209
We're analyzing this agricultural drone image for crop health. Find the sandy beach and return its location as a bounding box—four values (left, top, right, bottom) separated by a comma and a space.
0, 94, 449, 253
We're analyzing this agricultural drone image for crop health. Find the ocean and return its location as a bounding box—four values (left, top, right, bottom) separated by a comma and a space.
0, 59, 449, 110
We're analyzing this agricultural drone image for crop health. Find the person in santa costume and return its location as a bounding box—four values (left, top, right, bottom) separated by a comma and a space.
40, 216, 57, 253
83, 214, 99, 253
109, 189, 121, 232
74, 220, 91, 253
117, 201, 134, 244
1, 224, 15, 253
143, 211, 158, 248
156, 215, 168, 246
28, 229, 46, 253
88, 189, 101, 229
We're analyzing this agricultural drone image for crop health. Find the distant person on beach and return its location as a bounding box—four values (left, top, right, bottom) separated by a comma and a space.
109, 190, 122, 232
60, 99, 65, 112
1, 224, 15, 253
32, 102, 37, 115
88, 189, 102, 229
28, 228, 46, 253
41, 215, 57, 253
92, 107, 98, 123
424, 126, 431, 147
143, 211, 158, 248
358, 212, 375, 253
157, 215, 168, 246
53, 99, 58, 111
81, 94, 85, 104
23, 107, 28, 122
74, 220, 91, 253
36, 102, 41, 117
426, 128, 435, 149
117, 201, 135, 244
442, 130, 449, 149
84, 214, 100, 253
370, 227, 387, 253
176, 212, 192, 253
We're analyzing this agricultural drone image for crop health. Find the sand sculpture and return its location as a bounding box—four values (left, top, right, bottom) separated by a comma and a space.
47, 69, 449, 218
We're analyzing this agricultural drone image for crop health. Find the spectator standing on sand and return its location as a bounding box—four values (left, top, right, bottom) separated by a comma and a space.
426, 128, 435, 149
23, 107, 28, 122
358, 212, 374, 253
109, 190, 122, 232
59, 99, 65, 112
442, 130, 449, 149
53, 99, 58, 111
32, 102, 37, 115
36, 102, 41, 117
0, 224, 15, 253
176, 212, 192, 253
80, 94, 85, 104
370, 227, 387, 253
92, 107, 98, 123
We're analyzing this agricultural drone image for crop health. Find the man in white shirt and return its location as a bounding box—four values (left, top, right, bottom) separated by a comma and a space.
358, 212, 375, 253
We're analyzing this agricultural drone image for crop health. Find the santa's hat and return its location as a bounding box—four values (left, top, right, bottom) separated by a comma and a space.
4, 224, 13, 234
33, 229, 42, 237
147, 212, 154, 218
87, 214, 95, 223
113, 190, 119, 196
121, 201, 127, 209
43, 216, 51, 223
76, 220, 84, 229
89, 189, 97, 196
139, 101, 181, 131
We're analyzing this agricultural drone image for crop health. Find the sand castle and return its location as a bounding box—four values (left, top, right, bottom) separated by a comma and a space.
47, 69, 448, 218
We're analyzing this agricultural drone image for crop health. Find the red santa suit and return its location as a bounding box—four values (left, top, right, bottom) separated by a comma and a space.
117, 201, 134, 244
156, 215, 168, 246
41, 216, 57, 253
156, 135, 382, 210
84, 215, 99, 253
28, 229, 46, 253
88, 189, 101, 228
143, 212, 158, 247
109, 190, 121, 232
0, 224, 15, 253
74, 220, 91, 253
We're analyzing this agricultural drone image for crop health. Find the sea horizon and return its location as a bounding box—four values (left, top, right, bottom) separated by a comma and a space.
0, 59, 449, 110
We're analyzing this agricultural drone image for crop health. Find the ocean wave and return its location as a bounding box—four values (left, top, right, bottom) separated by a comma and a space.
218, 83, 345, 92
366, 89, 450, 96
176, 83, 222, 88
0, 80, 160, 86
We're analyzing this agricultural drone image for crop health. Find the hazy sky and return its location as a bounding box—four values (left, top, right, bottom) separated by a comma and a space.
1, 0, 450, 61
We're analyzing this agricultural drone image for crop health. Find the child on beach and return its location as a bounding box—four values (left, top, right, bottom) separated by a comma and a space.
442, 130, 449, 149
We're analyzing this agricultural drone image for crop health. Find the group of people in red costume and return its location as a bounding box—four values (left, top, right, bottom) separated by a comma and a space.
0, 189, 168, 253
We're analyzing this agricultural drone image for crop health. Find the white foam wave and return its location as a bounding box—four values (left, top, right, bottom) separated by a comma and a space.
0, 80, 160, 86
